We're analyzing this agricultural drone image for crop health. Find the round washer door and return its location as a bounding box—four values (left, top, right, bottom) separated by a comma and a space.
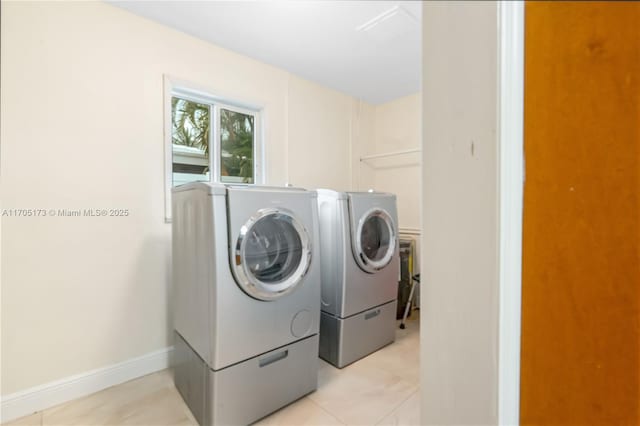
354, 208, 396, 273
232, 208, 312, 301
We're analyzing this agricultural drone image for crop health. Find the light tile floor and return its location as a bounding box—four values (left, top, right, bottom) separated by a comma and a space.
5, 312, 420, 426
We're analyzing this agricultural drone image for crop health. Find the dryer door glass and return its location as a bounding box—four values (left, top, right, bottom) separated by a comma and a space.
234, 209, 311, 301
355, 209, 396, 273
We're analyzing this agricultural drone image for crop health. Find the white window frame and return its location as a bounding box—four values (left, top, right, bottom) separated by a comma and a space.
164, 76, 265, 221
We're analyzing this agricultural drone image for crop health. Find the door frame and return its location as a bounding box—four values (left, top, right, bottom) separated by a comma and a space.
497, 2, 525, 425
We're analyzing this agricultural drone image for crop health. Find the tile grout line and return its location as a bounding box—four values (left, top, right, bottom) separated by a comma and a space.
304, 395, 347, 426
373, 386, 420, 426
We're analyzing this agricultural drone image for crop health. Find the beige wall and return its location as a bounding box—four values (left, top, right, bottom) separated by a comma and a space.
287, 76, 353, 191
354, 93, 421, 231
349, 100, 377, 192
354, 93, 421, 292
367, 93, 421, 231
421, 2, 499, 424
0, 1, 371, 395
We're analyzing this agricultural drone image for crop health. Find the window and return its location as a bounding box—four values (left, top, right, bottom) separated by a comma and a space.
219, 108, 256, 184
171, 97, 211, 186
164, 78, 263, 220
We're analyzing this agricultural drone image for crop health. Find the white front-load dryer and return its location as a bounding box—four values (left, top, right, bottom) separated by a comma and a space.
316, 189, 399, 368
172, 183, 320, 425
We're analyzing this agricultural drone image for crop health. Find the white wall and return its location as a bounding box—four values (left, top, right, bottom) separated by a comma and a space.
0, 1, 370, 396
420, 2, 499, 425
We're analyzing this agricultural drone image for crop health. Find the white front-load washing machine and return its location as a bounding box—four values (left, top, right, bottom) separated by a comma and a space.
172, 182, 320, 425
316, 189, 399, 368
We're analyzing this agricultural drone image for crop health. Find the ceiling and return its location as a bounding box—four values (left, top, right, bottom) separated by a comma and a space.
109, 1, 422, 105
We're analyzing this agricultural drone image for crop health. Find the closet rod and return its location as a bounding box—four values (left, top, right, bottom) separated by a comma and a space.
360, 148, 421, 161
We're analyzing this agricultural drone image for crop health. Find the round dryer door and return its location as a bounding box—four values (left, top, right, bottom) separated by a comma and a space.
232, 208, 312, 301
354, 208, 396, 273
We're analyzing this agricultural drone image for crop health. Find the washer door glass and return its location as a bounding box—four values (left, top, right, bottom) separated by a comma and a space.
233, 208, 311, 301
355, 208, 396, 273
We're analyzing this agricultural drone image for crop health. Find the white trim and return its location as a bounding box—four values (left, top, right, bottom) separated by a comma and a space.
1, 347, 173, 423
213, 103, 221, 183
256, 108, 266, 185
163, 75, 174, 223
498, 2, 525, 425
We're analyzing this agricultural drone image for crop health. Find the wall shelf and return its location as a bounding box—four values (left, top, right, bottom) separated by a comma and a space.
359, 148, 421, 162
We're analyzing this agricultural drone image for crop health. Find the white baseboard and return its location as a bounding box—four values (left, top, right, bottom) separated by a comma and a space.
1, 346, 174, 423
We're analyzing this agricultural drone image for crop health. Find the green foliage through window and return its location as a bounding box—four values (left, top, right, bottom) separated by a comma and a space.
170, 95, 256, 186
171, 97, 210, 186
171, 98, 210, 154
220, 109, 254, 184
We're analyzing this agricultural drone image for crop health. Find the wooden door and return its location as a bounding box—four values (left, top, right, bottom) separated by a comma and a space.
521, 2, 640, 424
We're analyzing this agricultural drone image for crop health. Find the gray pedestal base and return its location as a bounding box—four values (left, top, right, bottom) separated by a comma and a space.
319, 300, 397, 368
174, 332, 318, 425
